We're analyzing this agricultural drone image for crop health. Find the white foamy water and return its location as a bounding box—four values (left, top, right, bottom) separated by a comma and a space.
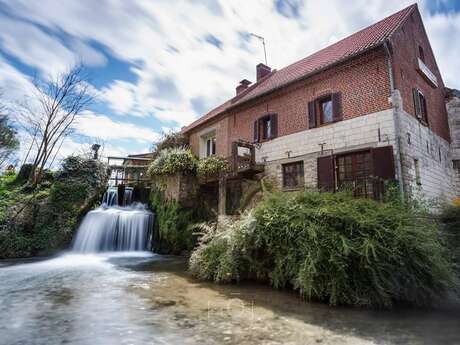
72, 203, 154, 253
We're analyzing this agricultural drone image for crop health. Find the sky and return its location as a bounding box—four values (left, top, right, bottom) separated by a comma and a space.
0, 0, 459, 165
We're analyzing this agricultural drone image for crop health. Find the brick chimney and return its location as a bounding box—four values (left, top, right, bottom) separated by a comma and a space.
256, 63, 271, 82
236, 79, 252, 95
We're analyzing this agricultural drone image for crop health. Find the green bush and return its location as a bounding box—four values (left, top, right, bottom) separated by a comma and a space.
148, 147, 197, 177
440, 205, 460, 271
197, 156, 229, 177
0, 157, 108, 258
152, 132, 189, 158
190, 191, 458, 308
150, 188, 209, 254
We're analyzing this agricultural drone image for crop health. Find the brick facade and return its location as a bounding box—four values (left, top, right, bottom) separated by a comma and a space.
390, 9, 450, 142
184, 5, 459, 206
189, 47, 391, 158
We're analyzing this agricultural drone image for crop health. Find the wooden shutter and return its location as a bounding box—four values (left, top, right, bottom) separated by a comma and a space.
253, 119, 259, 143
269, 113, 278, 139
372, 146, 395, 180
412, 88, 422, 119
308, 101, 317, 128
317, 155, 335, 191
332, 92, 343, 122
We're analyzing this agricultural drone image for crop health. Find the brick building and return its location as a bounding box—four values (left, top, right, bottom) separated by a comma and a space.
182, 4, 460, 212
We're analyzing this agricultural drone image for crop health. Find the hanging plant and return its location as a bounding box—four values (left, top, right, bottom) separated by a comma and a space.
147, 147, 198, 176
197, 156, 230, 178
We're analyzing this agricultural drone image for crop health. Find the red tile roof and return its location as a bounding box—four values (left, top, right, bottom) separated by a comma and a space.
182, 4, 416, 133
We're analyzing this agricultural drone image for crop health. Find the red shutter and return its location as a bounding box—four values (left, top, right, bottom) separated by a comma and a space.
372, 146, 395, 180
332, 92, 343, 122
412, 88, 422, 119
270, 113, 278, 139
308, 101, 317, 128
317, 155, 335, 191
253, 119, 259, 143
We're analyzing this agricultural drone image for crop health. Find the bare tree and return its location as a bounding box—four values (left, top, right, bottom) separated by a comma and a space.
18, 65, 93, 184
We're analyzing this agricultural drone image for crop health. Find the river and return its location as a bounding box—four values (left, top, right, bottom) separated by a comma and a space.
1, 252, 459, 345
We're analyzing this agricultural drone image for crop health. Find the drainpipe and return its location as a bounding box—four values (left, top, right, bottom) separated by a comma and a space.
384, 41, 405, 200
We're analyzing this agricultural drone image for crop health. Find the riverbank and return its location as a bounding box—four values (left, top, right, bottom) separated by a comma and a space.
2, 253, 459, 345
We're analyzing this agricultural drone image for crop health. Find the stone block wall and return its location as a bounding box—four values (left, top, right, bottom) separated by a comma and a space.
397, 109, 457, 203
257, 109, 397, 189
447, 95, 460, 195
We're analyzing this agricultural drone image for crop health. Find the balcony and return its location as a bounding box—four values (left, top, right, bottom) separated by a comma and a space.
417, 58, 438, 88
229, 140, 264, 177
198, 141, 264, 184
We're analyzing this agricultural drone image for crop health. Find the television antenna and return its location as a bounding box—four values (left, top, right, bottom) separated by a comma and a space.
250, 33, 268, 65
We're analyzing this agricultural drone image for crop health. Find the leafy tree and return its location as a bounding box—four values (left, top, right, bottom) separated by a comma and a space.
0, 97, 19, 170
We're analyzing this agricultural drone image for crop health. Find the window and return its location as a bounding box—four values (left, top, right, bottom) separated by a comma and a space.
336, 151, 373, 198
260, 116, 272, 141
282, 161, 304, 189
254, 113, 278, 143
418, 45, 425, 64
414, 159, 421, 185
453, 160, 460, 171
413, 89, 428, 125
308, 93, 342, 129
318, 95, 333, 124
206, 136, 216, 157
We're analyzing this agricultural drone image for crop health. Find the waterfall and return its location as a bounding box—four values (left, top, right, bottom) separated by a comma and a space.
72, 187, 153, 253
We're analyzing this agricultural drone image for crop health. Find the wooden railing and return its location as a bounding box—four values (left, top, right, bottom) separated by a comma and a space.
230, 140, 257, 173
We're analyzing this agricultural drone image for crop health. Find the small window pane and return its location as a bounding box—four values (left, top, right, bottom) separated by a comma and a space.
320, 97, 333, 124
282, 161, 304, 188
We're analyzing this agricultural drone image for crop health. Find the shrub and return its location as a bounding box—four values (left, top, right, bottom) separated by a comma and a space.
190, 191, 458, 308
152, 132, 189, 158
148, 147, 197, 176
0, 156, 107, 258
197, 156, 229, 177
150, 188, 209, 254
440, 205, 460, 271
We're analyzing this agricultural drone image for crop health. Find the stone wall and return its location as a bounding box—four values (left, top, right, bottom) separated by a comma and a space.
397, 109, 457, 202
256, 109, 397, 189
157, 173, 198, 208
447, 93, 460, 195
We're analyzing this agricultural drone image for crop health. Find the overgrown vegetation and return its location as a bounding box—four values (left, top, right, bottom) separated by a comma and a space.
152, 131, 189, 159
440, 205, 460, 272
150, 188, 209, 254
197, 156, 229, 178
148, 147, 197, 177
190, 191, 459, 308
0, 113, 19, 170
0, 156, 107, 258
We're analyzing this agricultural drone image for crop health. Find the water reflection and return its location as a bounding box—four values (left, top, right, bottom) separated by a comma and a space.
1, 253, 459, 345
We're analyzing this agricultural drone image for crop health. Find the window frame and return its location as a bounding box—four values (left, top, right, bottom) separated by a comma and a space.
259, 116, 272, 142
317, 95, 333, 125
205, 136, 216, 157
418, 45, 425, 64
282, 161, 304, 190
413, 88, 429, 126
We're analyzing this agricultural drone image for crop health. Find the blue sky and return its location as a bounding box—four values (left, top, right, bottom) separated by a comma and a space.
0, 0, 459, 164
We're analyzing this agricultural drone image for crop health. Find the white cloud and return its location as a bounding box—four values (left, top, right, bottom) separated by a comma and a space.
0, 0, 459, 135
74, 111, 161, 143
101, 80, 137, 115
